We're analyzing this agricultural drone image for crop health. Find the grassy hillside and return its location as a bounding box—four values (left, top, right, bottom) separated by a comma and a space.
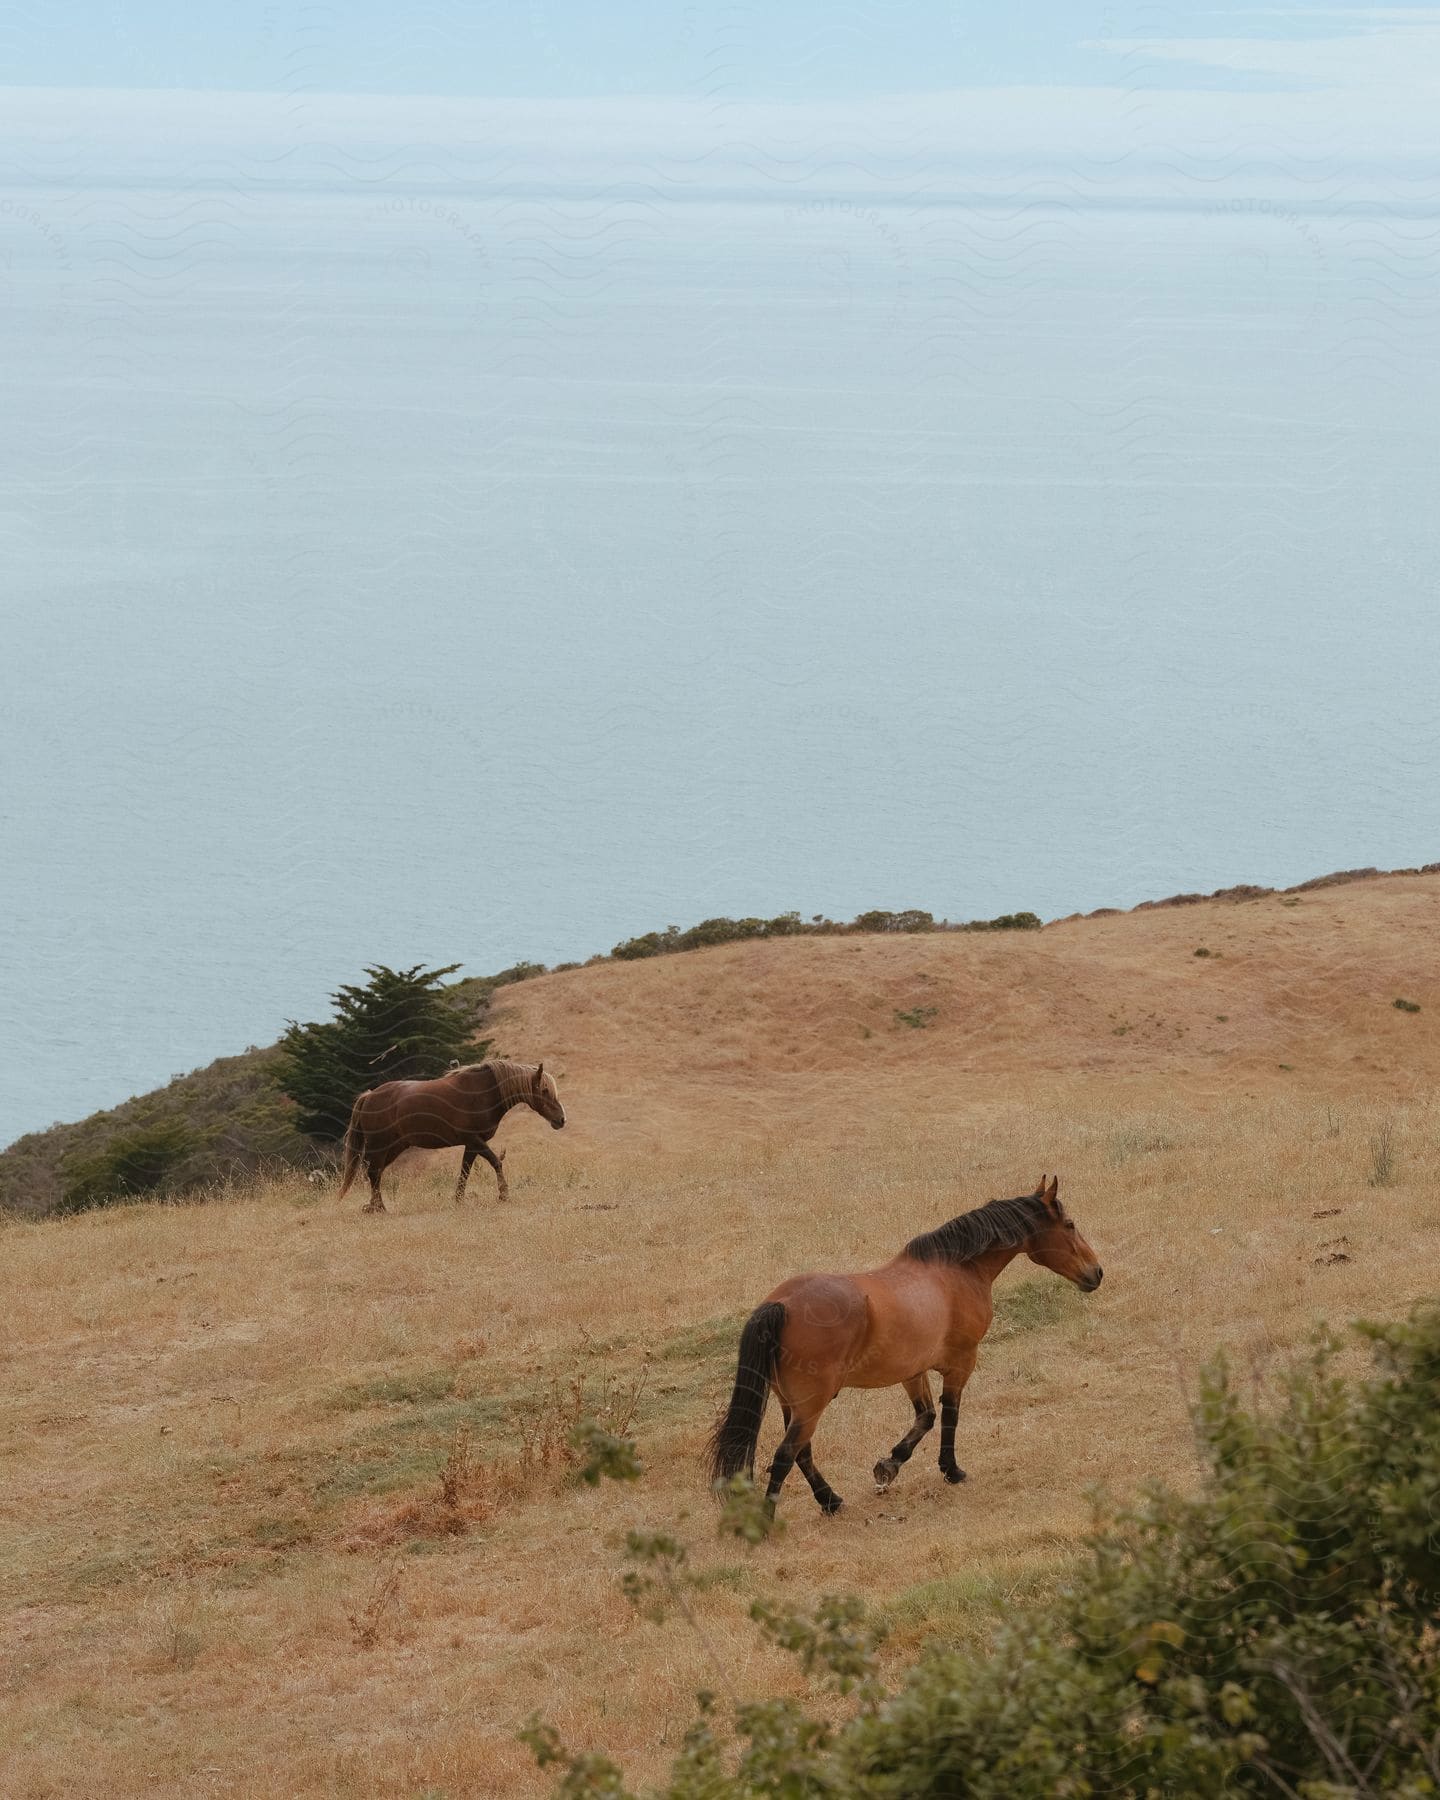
3, 864, 1432, 1219
1, 871, 1438, 1795
0, 912, 1032, 1219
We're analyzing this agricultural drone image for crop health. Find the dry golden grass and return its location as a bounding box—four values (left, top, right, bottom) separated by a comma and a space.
1, 875, 1438, 1796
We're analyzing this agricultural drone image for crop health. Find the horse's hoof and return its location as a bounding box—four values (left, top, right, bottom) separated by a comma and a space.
818, 1492, 844, 1515
942, 1465, 967, 1485
872, 1459, 898, 1492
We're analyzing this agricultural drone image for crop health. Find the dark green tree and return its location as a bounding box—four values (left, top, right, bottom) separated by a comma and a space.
274, 964, 484, 1142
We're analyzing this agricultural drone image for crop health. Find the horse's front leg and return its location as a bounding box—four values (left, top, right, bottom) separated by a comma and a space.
454, 1146, 477, 1204
937, 1348, 978, 1485
873, 1373, 935, 1492
474, 1141, 509, 1202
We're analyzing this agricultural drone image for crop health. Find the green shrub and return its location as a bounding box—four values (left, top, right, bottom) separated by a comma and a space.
57, 1121, 199, 1215
960, 911, 1042, 932
854, 910, 935, 934
609, 906, 1039, 963
528, 1305, 1440, 1799
611, 929, 676, 960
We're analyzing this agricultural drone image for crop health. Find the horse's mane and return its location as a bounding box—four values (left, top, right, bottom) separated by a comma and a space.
903, 1192, 1050, 1265
460, 1057, 540, 1108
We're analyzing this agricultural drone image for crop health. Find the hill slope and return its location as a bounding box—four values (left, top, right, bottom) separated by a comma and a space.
5, 866, 1435, 1217
481, 869, 1440, 1149
1, 870, 1438, 1795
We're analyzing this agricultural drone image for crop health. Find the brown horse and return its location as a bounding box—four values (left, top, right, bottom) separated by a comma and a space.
336, 1059, 566, 1214
708, 1176, 1102, 1513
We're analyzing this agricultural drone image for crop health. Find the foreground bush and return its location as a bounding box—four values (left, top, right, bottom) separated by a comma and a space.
533, 1306, 1440, 1798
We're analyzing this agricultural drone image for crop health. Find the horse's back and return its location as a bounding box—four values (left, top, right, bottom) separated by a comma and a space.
769, 1261, 961, 1392
766, 1270, 869, 1320
355, 1072, 474, 1146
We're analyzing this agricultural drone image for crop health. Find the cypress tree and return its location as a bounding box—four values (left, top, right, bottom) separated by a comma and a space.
275, 963, 484, 1142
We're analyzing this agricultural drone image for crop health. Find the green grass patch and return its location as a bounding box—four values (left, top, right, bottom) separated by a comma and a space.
312, 1397, 513, 1505
1106, 1122, 1174, 1164
687, 1563, 750, 1594
657, 1312, 747, 1366
883, 1556, 1075, 1649
989, 1278, 1087, 1342
65, 1551, 153, 1596
249, 1514, 314, 1550
208, 1556, 276, 1590
331, 1368, 458, 1410
315, 1448, 445, 1505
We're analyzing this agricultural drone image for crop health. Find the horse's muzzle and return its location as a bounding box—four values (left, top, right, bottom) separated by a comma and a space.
1081, 1267, 1104, 1292
551, 1118, 565, 1129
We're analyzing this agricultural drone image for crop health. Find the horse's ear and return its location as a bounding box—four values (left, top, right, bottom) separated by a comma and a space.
1034, 1173, 1047, 1196
534, 1061, 544, 1082
1046, 1174, 1059, 1203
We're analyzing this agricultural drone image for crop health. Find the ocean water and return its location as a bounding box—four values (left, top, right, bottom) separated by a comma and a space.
3, 107, 1439, 1144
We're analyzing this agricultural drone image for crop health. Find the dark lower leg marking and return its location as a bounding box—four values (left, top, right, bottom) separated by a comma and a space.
874, 1395, 936, 1490
768, 1408, 840, 1513
797, 1445, 843, 1514
939, 1390, 965, 1483
765, 1437, 797, 1504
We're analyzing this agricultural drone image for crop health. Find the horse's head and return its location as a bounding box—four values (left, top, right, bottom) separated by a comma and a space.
527, 1062, 567, 1130
1022, 1175, 1103, 1291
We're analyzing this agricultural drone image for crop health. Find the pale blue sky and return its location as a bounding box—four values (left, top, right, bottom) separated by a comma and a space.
6, 2, 1435, 98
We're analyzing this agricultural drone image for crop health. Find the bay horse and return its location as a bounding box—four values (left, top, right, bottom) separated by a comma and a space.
336, 1059, 566, 1214
708, 1176, 1102, 1513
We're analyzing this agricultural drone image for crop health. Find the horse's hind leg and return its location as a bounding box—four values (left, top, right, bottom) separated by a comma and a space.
795, 1442, 843, 1514
361, 1155, 388, 1214
779, 1402, 843, 1515
766, 1399, 833, 1515
873, 1374, 936, 1492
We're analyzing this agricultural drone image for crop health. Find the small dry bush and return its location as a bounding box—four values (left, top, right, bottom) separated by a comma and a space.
514, 1357, 649, 1488
347, 1558, 404, 1649
1369, 1117, 1398, 1187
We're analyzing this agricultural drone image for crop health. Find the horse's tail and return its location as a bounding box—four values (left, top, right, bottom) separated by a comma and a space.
336, 1095, 367, 1200
707, 1301, 786, 1485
